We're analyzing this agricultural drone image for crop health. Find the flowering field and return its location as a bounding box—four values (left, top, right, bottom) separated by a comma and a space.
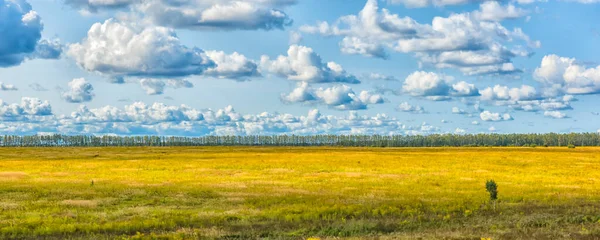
1, 147, 600, 239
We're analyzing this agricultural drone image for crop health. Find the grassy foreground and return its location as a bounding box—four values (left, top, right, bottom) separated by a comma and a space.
1, 147, 600, 239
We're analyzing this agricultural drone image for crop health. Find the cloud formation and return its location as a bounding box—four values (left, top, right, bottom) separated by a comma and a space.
480, 110, 513, 121
0, 0, 62, 67
68, 19, 215, 80
301, 0, 537, 75
62, 78, 94, 103
402, 71, 479, 99
261, 45, 360, 84
66, 0, 295, 31
281, 82, 384, 110
0, 98, 445, 136
534, 54, 600, 95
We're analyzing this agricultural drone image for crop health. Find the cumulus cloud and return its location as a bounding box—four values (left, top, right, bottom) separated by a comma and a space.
62, 78, 94, 103
397, 102, 426, 113
0, 82, 18, 91
388, 0, 475, 8
68, 19, 215, 79
301, 0, 537, 75
204, 51, 260, 80
0, 99, 446, 136
544, 110, 568, 119
480, 110, 513, 121
402, 71, 479, 99
480, 84, 540, 102
66, 0, 295, 31
534, 54, 600, 95
0, 0, 61, 67
0, 97, 52, 117
281, 82, 384, 110
261, 45, 360, 84
472, 2, 528, 22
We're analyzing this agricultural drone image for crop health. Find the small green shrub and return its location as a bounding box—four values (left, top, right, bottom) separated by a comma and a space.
486, 180, 498, 201
568, 144, 576, 149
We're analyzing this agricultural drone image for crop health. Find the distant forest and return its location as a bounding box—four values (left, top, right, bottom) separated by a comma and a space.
1, 133, 599, 147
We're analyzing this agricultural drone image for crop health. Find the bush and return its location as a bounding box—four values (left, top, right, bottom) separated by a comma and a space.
568, 144, 576, 149
486, 180, 498, 201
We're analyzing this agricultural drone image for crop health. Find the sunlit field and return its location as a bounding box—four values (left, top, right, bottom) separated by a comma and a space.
1, 147, 600, 239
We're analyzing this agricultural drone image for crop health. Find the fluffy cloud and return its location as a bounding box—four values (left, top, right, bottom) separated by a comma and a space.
301, 0, 537, 75
204, 51, 260, 80
62, 78, 94, 103
534, 54, 600, 95
67, 0, 295, 31
68, 19, 215, 80
139, 79, 194, 95
261, 45, 360, 84
0, 97, 52, 117
0, 82, 18, 91
480, 110, 513, 121
0, 0, 61, 67
281, 82, 384, 110
397, 102, 426, 113
472, 2, 528, 22
544, 110, 568, 119
0, 98, 446, 136
480, 84, 540, 102
402, 71, 479, 99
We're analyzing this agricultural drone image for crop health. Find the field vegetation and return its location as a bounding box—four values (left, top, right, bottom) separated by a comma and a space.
1, 147, 600, 239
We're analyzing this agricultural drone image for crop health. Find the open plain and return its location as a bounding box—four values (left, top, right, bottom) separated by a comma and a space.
1, 147, 600, 239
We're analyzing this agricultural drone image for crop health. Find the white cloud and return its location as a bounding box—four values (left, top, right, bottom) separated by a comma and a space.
480, 84, 540, 101
544, 110, 567, 119
489, 126, 497, 132
534, 54, 600, 95
62, 78, 94, 103
473, 2, 528, 22
0, 82, 18, 91
301, 0, 537, 75
397, 102, 426, 113
204, 51, 260, 80
281, 82, 384, 110
0, 99, 446, 136
0, 97, 52, 117
402, 71, 479, 98
66, 0, 296, 31
472, 120, 480, 125
480, 110, 513, 121
67, 19, 215, 80
261, 45, 360, 84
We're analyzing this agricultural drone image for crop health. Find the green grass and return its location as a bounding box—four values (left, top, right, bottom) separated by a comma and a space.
1, 147, 600, 239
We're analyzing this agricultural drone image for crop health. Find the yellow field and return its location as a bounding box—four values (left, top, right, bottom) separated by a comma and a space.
1, 147, 600, 239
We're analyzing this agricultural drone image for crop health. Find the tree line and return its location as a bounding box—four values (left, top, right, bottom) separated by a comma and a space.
0, 133, 599, 147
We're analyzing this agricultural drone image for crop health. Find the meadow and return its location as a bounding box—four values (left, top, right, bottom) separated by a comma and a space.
1, 147, 600, 239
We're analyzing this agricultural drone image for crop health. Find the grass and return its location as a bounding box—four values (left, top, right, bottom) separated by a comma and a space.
1, 147, 600, 239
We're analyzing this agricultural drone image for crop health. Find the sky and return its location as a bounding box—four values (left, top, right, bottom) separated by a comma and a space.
0, 0, 599, 136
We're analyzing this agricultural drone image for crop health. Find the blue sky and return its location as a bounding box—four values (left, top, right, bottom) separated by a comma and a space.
0, 0, 599, 136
